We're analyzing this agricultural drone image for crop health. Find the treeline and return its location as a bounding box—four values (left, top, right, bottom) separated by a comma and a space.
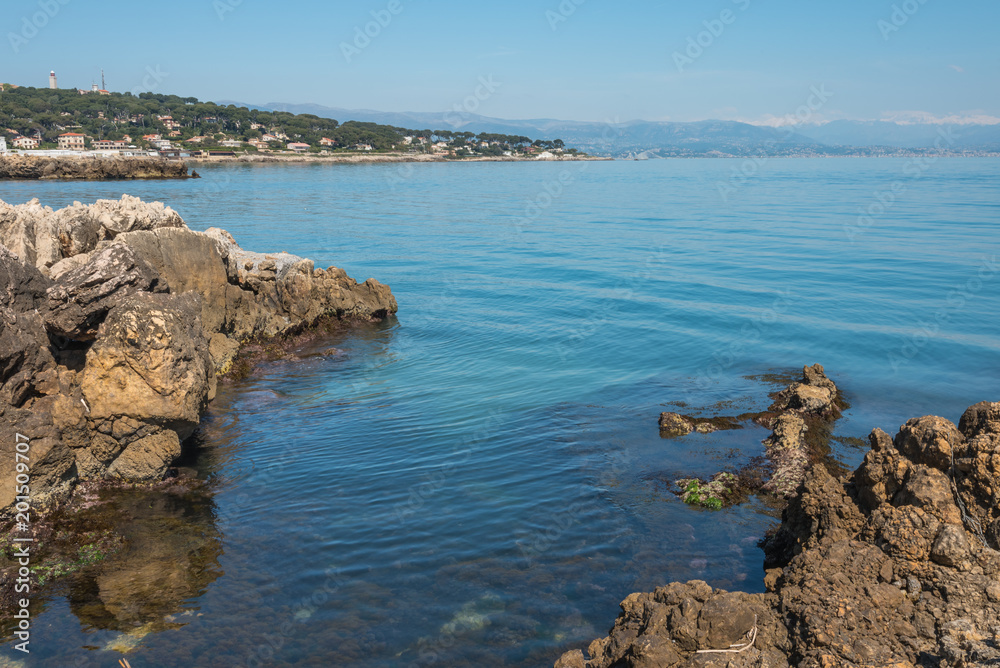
0, 86, 572, 155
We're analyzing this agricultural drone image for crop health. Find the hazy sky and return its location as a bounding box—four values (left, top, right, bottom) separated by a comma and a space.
5, 0, 998, 124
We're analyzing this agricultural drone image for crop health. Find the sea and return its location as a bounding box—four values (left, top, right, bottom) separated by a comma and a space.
1, 157, 998, 666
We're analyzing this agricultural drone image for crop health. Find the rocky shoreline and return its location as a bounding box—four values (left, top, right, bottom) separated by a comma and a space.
0, 155, 192, 180
0, 194, 396, 519
557, 380, 1000, 667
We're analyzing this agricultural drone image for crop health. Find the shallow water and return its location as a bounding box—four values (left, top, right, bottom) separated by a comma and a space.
1, 158, 998, 666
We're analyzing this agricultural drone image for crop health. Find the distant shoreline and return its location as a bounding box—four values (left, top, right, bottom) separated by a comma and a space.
185, 153, 612, 165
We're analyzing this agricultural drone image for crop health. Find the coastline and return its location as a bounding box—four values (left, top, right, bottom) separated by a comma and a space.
557, 384, 1000, 668
0, 194, 397, 612
185, 152, 613, 165
0, 155, 191, 180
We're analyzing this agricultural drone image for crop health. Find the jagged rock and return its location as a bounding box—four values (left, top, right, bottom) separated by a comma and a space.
761, 413, 810, 498
44, 242, 168, 339
895, 415, 964, 471
954, 402, 1000, 549
80, 292, 214, 440
0, 195, 397, 516
0, 308, 56, 407
0, 195, 185, 273
565, 404, 1000, 668
0, 400, 76, 511
0, 244, 51, 310
559, 581, 789, 668
767, 363, 839, 416
112, 226, 231, 335
931, 524, 972, 569
669, 365, 844, 505
763, 463, 864, 569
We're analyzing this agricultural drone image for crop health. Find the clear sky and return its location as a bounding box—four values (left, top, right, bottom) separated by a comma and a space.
5, 0, 998, 124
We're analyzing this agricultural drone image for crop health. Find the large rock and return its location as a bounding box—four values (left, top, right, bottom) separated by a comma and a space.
45, 242, 168, 339
114, 227, 230, 335
954, 402, 1000, 549
80, 292, 214, 439
563, 404, 1000, 668
0, 194, 397, 517
0, 195, 185, 273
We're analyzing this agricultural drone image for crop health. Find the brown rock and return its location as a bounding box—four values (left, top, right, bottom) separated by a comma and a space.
894, 415, 964, 471
80, 292, 214, 439
105, 430, 181, 481
659, 412, 694, 437
930, 524, 972, 569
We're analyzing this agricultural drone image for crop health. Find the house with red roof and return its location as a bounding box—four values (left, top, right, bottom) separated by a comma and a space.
57, 132, 86, 150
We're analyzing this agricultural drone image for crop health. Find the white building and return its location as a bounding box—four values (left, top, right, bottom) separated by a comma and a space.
13, 136, 40, 149
0, 137, 6, 153
49, 70, 57, 89
57, 133, 86, 150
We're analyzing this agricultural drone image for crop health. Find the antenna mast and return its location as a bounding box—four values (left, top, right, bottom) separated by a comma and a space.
101, 69, 106, 91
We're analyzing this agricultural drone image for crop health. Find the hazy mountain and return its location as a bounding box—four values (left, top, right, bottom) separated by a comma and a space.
794, 120, 1000, 150
216, 100, 1000, 156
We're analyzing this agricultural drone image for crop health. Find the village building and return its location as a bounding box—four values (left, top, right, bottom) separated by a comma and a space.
12, 136, 40, 149
57, 132, 86, 150
91, 139, 127, 150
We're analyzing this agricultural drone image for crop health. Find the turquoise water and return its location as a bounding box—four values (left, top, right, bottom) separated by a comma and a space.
1, 158, 998, 666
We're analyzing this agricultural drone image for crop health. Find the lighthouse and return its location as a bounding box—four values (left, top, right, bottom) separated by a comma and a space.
49, 70, 57, 89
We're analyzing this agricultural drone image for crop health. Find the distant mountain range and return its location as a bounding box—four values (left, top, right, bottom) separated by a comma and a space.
217, 100, 1000, 157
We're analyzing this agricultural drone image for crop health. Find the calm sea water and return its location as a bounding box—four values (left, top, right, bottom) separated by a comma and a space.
1, 158, 998, 666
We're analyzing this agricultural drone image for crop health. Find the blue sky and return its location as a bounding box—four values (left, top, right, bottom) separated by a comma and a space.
5, 0, 998, 124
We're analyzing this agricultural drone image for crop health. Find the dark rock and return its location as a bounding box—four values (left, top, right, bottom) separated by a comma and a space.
0, 244, 52, 310
44, 242, 168, 339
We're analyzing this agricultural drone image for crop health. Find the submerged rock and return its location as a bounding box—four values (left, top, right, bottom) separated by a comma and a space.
668, 364, 845, 508
559, 401, 1000, 667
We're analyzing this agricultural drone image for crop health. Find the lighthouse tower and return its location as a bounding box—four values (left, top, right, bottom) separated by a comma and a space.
49, 70, 57, 89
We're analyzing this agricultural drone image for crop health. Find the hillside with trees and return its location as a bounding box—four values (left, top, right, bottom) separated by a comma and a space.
0, 86, 573, 156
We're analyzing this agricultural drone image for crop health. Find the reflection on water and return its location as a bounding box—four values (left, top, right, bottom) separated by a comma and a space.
65, 490, 223, 644
0, 485, 223, 666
